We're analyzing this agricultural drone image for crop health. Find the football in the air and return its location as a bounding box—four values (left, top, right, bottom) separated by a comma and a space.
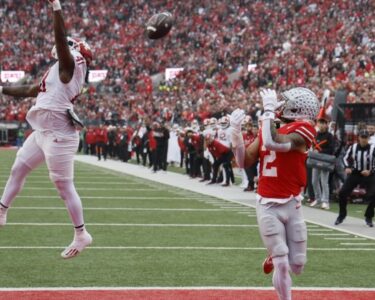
146, 12, 173, 40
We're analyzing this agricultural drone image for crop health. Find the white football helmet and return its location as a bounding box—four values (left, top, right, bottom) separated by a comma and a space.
191, 119, 199, 131
209, 117, 218, 129
219, 116, 230, 128
279, 87, 320, 121
203, 118, 210, 128
51, 37, 93, 63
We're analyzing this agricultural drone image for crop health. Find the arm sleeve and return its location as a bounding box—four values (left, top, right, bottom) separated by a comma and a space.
262, 118, 291, 152
231, 129, 245, 168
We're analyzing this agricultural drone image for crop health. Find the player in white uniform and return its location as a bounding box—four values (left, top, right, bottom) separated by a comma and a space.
0, 0, 92, 259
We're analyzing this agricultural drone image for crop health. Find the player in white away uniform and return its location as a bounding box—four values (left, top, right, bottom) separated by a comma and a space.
0, 0, 92, 259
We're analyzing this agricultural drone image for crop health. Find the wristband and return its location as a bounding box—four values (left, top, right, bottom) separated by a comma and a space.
51, 0, 62, 11
0, 86, 3, 95
262, 111, 275, 120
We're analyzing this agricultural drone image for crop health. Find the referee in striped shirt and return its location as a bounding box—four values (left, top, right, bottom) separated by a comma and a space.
335, 129, 375, 227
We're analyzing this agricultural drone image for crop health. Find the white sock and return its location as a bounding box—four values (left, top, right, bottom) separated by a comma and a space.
272, 256, 292, 300
54, 180, 84, 228
1, 159, 32, 207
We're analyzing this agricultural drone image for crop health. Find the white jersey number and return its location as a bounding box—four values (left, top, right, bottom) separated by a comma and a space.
262, 145, 277, 177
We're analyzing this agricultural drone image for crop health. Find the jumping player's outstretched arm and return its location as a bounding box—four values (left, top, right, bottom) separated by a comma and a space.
48, 0, 75, 83
260, 89, 307, 153
0, 85, 39, 98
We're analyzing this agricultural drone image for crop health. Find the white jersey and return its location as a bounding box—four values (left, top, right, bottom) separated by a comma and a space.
217, 127, 232, 148
26, 50, 86, 137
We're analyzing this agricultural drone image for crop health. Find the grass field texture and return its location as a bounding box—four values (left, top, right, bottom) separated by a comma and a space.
0, 149, 374, 289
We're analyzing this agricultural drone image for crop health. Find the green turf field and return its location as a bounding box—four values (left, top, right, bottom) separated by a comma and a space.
0, 150, 374, 288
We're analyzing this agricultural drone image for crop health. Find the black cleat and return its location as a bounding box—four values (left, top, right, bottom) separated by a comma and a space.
365, 218, 374, 227
335, 217, 344, 225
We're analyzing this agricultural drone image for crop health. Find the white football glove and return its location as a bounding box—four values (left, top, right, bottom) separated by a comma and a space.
48, 0, 61, 11
229, 108, 245, 132
260, 89, 278, 112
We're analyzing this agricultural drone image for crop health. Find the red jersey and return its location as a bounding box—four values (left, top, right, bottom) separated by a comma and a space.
85, 129, 96, 145
95, 128, 108, 144
243, 131, 256, 147
208, 139, 231, 159
257, 121, 316, 199
190, 134, 202, 151
178, 137, 187, 152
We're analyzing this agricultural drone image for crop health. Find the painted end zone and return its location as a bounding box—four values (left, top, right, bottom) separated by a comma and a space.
1, 289, 375, 300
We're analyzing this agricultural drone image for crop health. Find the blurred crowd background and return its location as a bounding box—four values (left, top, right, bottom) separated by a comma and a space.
0, 0, 375, 207
0, 0, 374, 127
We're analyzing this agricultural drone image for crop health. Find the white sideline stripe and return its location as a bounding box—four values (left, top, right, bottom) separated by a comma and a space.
7, 222, 257, 227
0, 246, 374, 251
12, 207, 242, 212
304, 220, 375, 241
0, 287, 375, 291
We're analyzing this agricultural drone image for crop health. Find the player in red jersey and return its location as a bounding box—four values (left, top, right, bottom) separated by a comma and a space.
230, 88, 319, 300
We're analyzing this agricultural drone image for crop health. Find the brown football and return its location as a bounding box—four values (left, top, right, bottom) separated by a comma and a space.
146, 12, 173, 40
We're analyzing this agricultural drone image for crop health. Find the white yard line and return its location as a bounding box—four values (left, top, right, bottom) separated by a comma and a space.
6, 222, 257, 227
0, 287, 374, 291
2, 187, 155, 191
11, 207, 243, 212
14, 196, 208, 200
309, 233, 350, 236
340, 243, 375, 246
324, 237, 367, 240
0, 246, 373, 251
0, 286, 374, 291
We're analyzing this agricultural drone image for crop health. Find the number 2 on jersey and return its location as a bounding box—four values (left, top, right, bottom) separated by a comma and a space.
262, 146, 277, 177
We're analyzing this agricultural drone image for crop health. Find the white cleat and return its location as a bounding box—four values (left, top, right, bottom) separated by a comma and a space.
309, 200, 319, 207
321, 202, 330, 210
0, 208, 8, 227
61, 231, 92, 259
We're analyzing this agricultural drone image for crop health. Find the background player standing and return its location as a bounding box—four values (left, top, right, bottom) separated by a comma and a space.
0, 0, 92, 259
230, 88, 320, 300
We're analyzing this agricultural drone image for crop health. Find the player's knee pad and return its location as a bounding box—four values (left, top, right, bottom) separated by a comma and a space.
259, 215, 288, 257
290, 221, 307, 242
290, 262, 305, 275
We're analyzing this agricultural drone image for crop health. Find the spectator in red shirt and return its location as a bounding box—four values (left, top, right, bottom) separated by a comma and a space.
85, 126, 96, 155
95, 124, 108, 161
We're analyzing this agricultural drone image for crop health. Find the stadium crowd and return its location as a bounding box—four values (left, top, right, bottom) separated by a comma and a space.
0, 0, 374, 125
0, 0, 374, 207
